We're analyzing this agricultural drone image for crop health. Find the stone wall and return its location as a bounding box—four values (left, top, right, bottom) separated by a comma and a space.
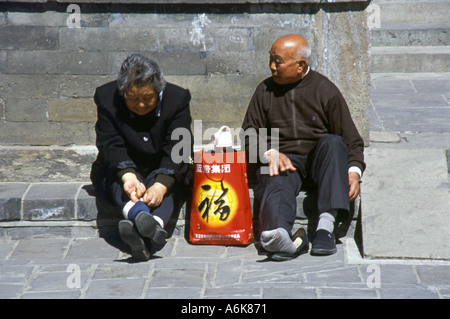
0, 0, 371, 147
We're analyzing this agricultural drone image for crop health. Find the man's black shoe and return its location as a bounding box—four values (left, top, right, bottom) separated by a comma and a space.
310, 229, 337, 256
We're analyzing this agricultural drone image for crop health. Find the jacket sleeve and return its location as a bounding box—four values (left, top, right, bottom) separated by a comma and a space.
325, 92, 366, 174
94, 88, 137, 176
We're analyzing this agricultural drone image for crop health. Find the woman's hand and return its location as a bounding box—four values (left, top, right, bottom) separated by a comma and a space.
122, 173, 146, 202
143, 182, 168, 207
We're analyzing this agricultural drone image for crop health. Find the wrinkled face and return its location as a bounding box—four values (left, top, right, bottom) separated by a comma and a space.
269, 42, 302, 85
125, 84, 158, 116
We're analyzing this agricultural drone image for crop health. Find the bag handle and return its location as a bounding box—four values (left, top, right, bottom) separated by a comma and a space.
214, 125, 233, 149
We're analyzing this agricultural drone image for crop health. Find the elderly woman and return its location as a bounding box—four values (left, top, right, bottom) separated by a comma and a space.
90, 54, 193, 261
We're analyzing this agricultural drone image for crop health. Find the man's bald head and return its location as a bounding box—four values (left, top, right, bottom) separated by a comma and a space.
272, 34, 311, 62
269, 34, 311, 84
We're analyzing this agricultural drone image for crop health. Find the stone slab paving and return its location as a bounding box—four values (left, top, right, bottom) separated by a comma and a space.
1, 235, 449, 301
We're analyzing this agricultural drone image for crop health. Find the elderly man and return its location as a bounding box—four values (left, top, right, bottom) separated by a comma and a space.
242, 34, 365, 261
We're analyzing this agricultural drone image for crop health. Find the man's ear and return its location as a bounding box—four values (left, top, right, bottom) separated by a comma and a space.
298, 59, 308, 74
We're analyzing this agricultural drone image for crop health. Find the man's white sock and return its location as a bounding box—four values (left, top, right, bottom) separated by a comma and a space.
261, 228, 296, 254
316, 211, 336, 233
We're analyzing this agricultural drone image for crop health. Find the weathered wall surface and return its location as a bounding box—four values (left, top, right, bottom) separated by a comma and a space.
0, 0, 371, 147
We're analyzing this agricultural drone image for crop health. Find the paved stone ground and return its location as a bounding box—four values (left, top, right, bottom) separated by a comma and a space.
370, 73, 450, 133
365, 72, 450, 260
1, 234, 450, 301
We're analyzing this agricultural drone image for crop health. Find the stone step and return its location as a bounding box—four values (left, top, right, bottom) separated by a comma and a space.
371, 24, 449, 47
372, 0, 450, 26
370, 46, 450, 73
0, 180, 359, 240
369, 0, 450, 73
0, 181, 182, 238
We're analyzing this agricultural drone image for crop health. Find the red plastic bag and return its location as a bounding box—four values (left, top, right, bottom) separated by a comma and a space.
189, 150, 254, 245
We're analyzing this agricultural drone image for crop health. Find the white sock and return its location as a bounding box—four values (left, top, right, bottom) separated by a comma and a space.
153, 215, 164, 228
261, 228, 296, 254
122, 200, 135, 219
316, 211, 336, 233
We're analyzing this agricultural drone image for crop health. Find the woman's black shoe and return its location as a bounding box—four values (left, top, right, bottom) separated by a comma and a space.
118, 220, 150, 261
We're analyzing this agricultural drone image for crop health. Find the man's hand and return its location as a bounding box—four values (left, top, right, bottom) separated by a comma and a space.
348, 172, 361, 202
143, 182, 168, 207
122, 173, 146, 202
265, 150, 297, 176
